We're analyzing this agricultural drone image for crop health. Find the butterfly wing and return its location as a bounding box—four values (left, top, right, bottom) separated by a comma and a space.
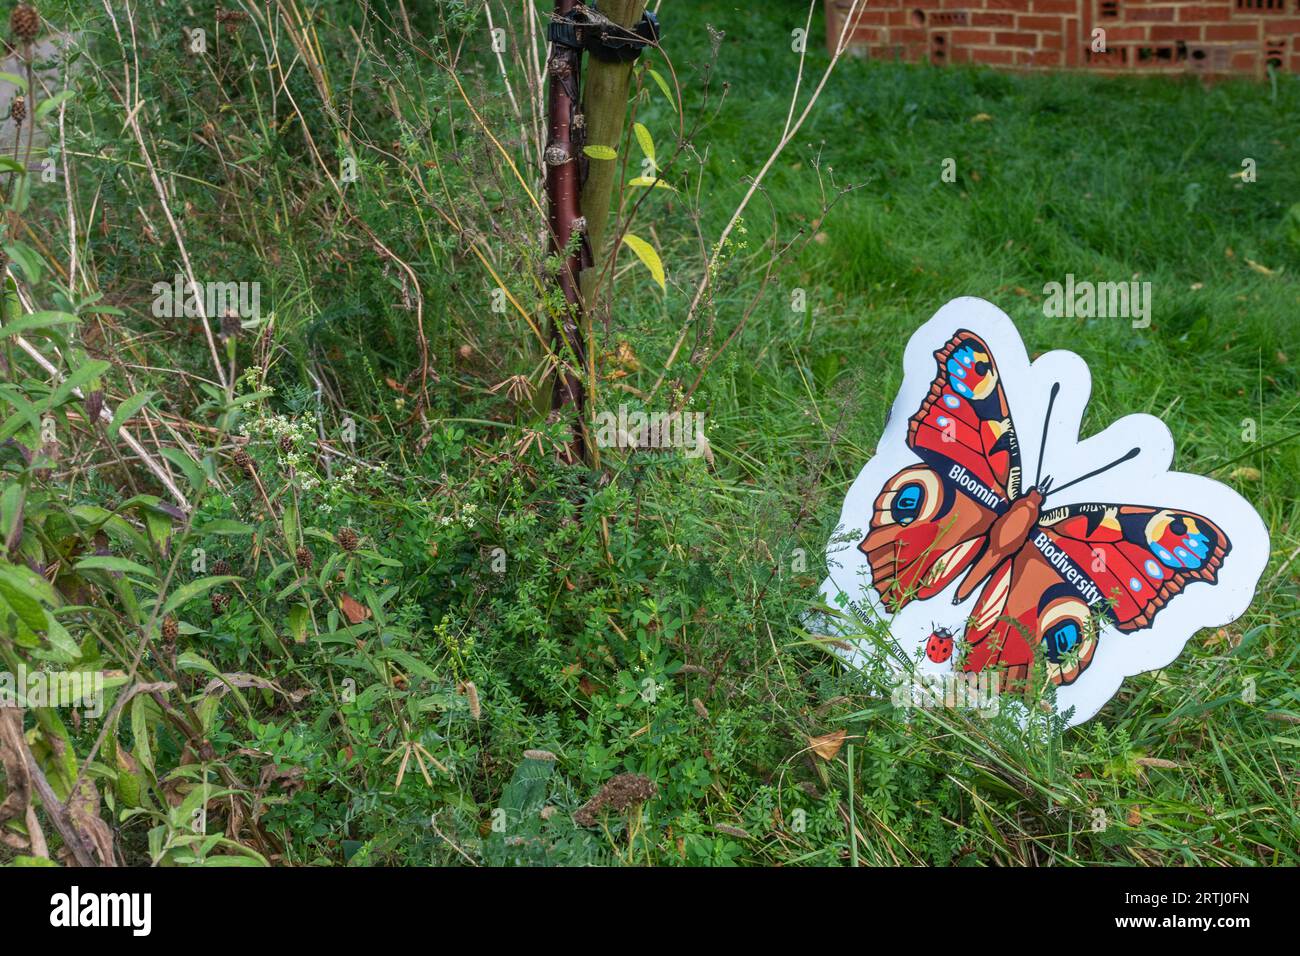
1037, 503, 1231, 631
859, 330, 1027, 612
907, 330, 1025, 502
960, 503, 1232, 688
858, 464, 996, 611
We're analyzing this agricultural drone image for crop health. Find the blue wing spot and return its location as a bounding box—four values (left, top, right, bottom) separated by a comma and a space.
1144, 559, 1164, 580
1153, 544, 1181, 569
1129, 577, 1143, 593
943, 394, 960, 409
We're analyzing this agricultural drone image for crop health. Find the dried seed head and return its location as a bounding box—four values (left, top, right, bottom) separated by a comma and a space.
295, 545, 313, 570
210, 591, 230, 615
161, 616, 179, 642
278, 433, 294, 454
232, 448, 253, 472
336, 527, 359, 552
211, 558, 232, 577
9, 4, 39, 44
9, 94, 25, 125
573, 773, 658, 827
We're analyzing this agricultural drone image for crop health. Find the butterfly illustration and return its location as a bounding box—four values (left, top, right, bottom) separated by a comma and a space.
824, 299, 1268, 725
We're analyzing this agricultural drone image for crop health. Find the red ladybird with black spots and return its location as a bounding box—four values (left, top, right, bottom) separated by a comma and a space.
925, 626, 955, 664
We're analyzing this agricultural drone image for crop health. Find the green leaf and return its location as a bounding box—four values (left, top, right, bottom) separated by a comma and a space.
196, 519, 256, 536
35, 90, 75, 121
0, 311, 77, 340
627, 176, 675, 191
5, 241, 43, 282
161, 575, 240, 617
646, 69, 675, 112
633, 122, 655, 166
49, 359, 110, 409
583, 144, 617, 160
76, 555, 158, 578
621, 233, 666, 291
107, 390, 153, 436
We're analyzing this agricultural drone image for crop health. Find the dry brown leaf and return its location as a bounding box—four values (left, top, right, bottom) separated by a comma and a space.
808, 729, 847, 761
970, 112, 993, 122
340, 593, 371, 625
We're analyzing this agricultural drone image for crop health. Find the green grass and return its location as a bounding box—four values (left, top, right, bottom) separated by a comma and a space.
1, 0, 1297, 867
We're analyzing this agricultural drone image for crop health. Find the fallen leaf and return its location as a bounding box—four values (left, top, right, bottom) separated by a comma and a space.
808, 729, 847, 761
340, 593, 371, 625
1245, 258, 1275, 276
1228, 466, 1261, 482
1127, 806, 1142, 827
970, 112, 993, 122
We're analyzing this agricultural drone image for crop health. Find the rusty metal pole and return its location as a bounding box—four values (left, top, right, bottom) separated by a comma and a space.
545, 0, 592, 464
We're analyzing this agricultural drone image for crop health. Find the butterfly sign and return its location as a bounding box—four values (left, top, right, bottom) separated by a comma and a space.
820, 297, 1270, 726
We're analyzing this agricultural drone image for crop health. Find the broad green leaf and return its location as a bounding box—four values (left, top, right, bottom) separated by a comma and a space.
0, 311, 77, 340
621, 233, 666, 291
161, 575, 240, 617
633, 122, 655, 165
583, 144, 617, 160
35, 90, 75, 121
646, 69, 675, 112
627, 176, 675, 191
107, 390, 153, 436
49, 359, 110, 409
75, 555, 158, 578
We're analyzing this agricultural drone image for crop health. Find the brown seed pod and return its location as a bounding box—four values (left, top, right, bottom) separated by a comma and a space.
161, 616, 179, 642
295, 546, 313, 570
336, 527, 359, 552
9, 4, 39, 44
279, 433, 294, 454
211, 558, 232, 577
10, 94, 25, 125
210, 592, 230, 615
232, 448, 253, 472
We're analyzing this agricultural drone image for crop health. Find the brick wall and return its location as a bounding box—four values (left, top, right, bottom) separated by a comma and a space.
826, 0, 1300, 77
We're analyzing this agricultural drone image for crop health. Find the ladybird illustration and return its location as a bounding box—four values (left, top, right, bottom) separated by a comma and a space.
925, 626, 955, 663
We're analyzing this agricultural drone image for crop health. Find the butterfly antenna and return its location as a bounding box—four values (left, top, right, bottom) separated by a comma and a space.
1045, 447, 1140, 499
1034, 382, 1060, 488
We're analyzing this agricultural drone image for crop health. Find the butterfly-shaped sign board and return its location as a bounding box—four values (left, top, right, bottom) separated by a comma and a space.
821, 298, 1269, 726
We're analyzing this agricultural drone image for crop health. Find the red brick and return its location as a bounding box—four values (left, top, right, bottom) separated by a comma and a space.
1032, 0, 1078, 11
972, 11, 1017, 25
972, 46, 1017, 62
1027, 49, 1063, 65
1040, 31, 1064, 49
1177, 5, 1232, 22
986, 0, 1031, 9
1232, 49, 1261, 71
1019, 15, 1063, 29
1205, 24, 1261, 41
892, 27, 928, 42
1103, 26, 1149, 41
852, 27, 885, 43
995, 30, 1040, 45
1150, 25, 1203, 41
1126, 7, 1176, 21
953, 29, 995, 43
